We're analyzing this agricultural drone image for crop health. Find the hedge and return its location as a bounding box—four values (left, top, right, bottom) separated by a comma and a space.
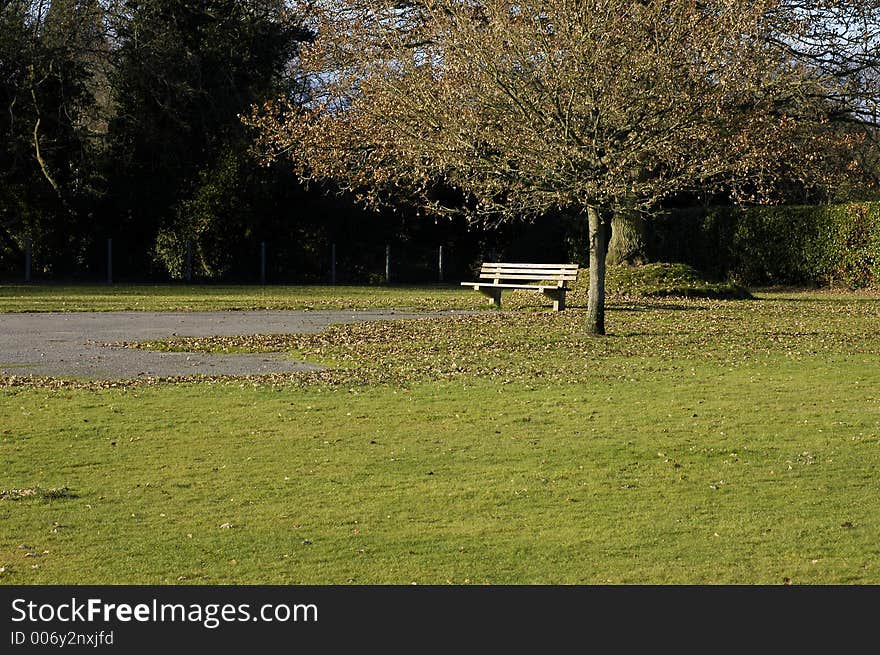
649, 202, 880, 288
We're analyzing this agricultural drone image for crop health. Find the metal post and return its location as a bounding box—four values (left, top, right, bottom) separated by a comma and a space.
385, 244, 391, 284
185, 240, 193, 283
330, 243, 336, 285
24, 238, 32, 283
260, 241, 267, 285
107, 238, 113, 284
438, 245, 444, 283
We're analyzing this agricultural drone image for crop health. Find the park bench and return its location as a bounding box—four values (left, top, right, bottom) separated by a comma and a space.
461, 262, 579, 311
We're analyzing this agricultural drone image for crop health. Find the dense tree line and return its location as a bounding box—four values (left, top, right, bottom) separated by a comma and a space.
1, 0, 291, 278
4, 1, 879, 290
0, 0, 492, 281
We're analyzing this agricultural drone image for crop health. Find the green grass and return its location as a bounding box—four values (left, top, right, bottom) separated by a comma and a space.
2, 287, 880, 584
0, 283, 487, 313
0, 265, 748, 314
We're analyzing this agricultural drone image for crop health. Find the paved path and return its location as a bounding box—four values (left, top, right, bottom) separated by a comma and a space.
0, 310, 466, 379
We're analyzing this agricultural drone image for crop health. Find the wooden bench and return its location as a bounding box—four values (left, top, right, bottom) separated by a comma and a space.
461, 262, 579, 311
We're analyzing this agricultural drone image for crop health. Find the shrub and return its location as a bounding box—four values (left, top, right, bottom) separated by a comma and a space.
654, 202, 880, 289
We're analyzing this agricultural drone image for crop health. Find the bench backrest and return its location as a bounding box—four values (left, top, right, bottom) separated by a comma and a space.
479, 262, 579, 286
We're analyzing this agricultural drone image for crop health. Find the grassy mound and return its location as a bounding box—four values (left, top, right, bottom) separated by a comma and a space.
566, 263, 751, 304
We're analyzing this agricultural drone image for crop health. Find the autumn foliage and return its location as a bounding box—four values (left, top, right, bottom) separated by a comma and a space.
249, 0, 880, 333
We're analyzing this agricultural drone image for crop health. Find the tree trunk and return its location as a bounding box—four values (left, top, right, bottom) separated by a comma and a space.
587, 206, 607, 336
606, 209, 648, 266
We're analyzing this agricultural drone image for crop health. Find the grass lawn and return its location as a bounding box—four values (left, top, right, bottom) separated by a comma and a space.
0, 264, 749, 313
1, 281, 880, 584
0, 283, 487, 313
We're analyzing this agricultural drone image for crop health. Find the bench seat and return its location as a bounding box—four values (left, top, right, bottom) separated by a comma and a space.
464, 283, 564, 291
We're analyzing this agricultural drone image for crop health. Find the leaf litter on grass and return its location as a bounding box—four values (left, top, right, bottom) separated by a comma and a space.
0, 486, 75, 501
117, 294, 880, 384
2, 292, 879, 391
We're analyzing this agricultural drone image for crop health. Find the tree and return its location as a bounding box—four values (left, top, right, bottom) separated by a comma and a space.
0, 0, 109, 275
607, 2, 880, 265
250, 0, 878, 333
104, 0, 309, 278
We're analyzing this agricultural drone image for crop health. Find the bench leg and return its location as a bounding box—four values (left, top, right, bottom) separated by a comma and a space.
544, 289, 566, 311
477, 288, 502, 307
478, 288, 501, 307
554, 290, 566, 312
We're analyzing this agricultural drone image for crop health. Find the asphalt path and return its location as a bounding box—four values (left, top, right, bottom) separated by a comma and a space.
0, 309, 466, 379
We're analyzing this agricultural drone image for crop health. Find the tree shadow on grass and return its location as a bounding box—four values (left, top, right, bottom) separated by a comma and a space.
0, 486, 77, 501
562, 302, 713, 312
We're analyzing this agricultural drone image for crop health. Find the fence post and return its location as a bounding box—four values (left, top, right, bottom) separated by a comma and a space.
24, 238, 32, 283
260, 241, 267, 285
185, 240, 193, 283
385, 244, 391, 284
438, 245, 444, 283
107, 238, 113, 284
330, 243, 336, 285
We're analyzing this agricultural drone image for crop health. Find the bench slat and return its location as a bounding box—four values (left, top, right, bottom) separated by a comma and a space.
462, 282, 568, 290
481, 262, 579, 268
480, 269, 576, 276
478, 273, 578, 281
480, 266, 578, 272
